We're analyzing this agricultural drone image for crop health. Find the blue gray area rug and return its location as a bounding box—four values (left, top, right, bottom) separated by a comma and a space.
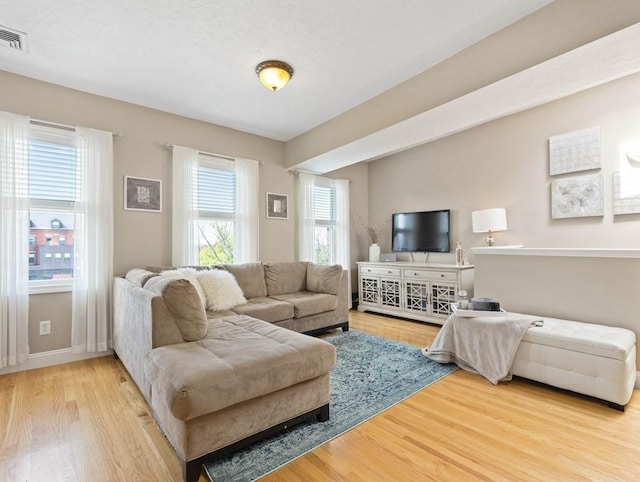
203, 330, 457, 482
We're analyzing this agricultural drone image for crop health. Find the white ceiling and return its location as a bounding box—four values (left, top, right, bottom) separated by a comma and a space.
0, 0, 551, 142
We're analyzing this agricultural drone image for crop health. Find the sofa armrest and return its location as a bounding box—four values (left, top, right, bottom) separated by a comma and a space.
336, 269, 350, 323
113, 277, 184, 401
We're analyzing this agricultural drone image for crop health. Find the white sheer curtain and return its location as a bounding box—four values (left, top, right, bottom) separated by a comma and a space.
297, 172, 316, 262
235, 158, 259, 263
171, 145, 200, 266
0, 111, 30, 368
71, 127, 113, 354
335, 178, 351, 307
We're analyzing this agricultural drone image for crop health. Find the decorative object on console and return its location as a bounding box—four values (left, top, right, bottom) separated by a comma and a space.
255, 60, 294, 91
368, 243, 380, 262
551, 172, 603, 219
549, 125, 601, 175
471, 208, 507, 246
455, 241, 465, 265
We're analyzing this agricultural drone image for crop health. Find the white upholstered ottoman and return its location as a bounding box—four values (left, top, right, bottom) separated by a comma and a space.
512, 315, 637, 410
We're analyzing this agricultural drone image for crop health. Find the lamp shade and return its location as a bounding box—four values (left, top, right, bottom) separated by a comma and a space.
472, 208, 508, 233
256, 60, 294, 91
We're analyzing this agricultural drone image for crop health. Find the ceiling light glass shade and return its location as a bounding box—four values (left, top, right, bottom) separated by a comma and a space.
256, 60, 294, 91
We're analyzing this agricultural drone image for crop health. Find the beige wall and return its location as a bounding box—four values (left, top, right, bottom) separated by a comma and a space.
474, 253, 640, 367
285, 0, 640, 168
368, 71, 640, 261
0, 70, 297, 353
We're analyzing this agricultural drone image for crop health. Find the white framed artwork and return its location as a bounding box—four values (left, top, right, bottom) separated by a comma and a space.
551, 172, 603, 219
549, 126, 601, 175
613, 171, 640, 215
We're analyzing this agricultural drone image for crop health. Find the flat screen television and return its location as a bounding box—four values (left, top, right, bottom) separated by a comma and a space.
391, 209, 450, 253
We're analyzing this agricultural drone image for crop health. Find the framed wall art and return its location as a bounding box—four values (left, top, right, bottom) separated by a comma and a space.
124, 176, 162, 212
549, 126, 601, 175
266, 192, 288, 219
551, 172, 603, 219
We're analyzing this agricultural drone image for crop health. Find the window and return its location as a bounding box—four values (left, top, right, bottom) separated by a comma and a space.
298, 173, 350, 269
196, 159, 236, 265
172, 146, 259, 266
28, 125, 76, 286
312, 183, 337, 265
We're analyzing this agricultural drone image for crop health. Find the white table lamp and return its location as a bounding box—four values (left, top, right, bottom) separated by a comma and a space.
472, 208, 507, 246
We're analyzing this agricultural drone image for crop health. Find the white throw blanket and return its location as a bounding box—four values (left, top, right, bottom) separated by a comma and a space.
423, 313, 543, 384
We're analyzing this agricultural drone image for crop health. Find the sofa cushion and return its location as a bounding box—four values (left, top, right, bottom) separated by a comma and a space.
124, 268, 158, 287
144, 315, 337, 421
231, 297, 294, 323
271, 292, 338, 318
196, 270, 247, 311
144, 277, 208, 342
307, 263, 342, 295
264, 261, 308, 296
222, 263, 268, 298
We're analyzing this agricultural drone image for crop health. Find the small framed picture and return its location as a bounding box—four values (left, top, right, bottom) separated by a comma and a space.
266, 192, 288, 219
124, 176, 162, 212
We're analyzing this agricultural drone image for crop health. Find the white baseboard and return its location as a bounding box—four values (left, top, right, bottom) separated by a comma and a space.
0, 347, 112, 375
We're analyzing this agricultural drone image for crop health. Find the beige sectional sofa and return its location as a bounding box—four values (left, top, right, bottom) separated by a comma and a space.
113, 261, 349, 481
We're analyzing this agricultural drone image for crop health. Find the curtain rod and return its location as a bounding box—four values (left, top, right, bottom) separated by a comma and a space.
30, 118, 123, 138
165, 143, 262, 164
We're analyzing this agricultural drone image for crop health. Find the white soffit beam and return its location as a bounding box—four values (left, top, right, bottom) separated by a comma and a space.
293, 22, 640, 174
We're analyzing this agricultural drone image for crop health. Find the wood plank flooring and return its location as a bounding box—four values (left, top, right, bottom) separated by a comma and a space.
1, 310, 638, 481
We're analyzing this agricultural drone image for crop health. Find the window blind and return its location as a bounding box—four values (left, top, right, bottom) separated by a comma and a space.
197, 166, 236, 214
313, 185, 336, 221
28, 140, 76, 202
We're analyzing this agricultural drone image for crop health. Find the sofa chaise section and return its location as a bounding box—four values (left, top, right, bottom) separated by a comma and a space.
145, 315, 336, 481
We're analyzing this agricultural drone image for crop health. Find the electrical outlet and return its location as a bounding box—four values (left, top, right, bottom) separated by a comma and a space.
39, 320, 51, 335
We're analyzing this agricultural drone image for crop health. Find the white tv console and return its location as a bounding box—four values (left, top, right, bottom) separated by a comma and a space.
357, 261, 474, 325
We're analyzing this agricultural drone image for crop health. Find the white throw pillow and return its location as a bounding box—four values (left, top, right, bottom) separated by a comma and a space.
196, 269, 247, 311
159, 268, 207, 309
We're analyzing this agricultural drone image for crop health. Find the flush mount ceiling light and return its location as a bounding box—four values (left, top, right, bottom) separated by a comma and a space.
255, 60, 294, 92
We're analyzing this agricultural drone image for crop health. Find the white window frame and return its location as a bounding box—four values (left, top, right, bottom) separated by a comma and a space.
28, 126, 76, 294
312, 178, 338, 265
195, 156, 237, 265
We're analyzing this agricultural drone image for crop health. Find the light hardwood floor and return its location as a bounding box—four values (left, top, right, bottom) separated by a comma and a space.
1, 311, 639, 481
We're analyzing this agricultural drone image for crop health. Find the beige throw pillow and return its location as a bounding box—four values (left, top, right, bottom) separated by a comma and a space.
144, 276, 207, 341
158, 268, 207, 309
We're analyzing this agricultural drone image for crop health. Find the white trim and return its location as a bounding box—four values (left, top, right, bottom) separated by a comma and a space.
292, 22, 640, 173
471, 247, 640, 258
0, 347, 112, 375
29, 279, 73, 294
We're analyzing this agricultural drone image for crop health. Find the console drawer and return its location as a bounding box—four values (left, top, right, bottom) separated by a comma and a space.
403, 269, 457, 282
360, 266, 401, 277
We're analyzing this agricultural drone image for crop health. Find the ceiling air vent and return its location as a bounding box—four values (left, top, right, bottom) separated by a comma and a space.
0, 25, 27, 52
